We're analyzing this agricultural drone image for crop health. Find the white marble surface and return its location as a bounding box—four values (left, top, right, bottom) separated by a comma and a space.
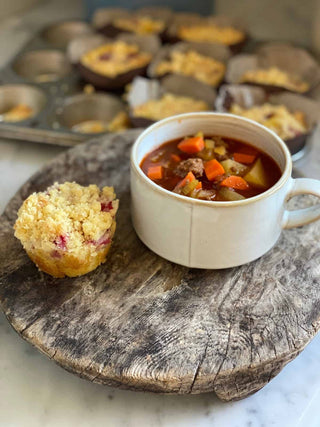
1, 1, 320, 427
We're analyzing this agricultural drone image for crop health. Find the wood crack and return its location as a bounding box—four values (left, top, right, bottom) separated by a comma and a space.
189, 328, 210, 393
213, 322, 232, 386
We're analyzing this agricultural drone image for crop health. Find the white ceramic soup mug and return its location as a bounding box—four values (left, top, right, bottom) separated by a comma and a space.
130, 112, 320, 269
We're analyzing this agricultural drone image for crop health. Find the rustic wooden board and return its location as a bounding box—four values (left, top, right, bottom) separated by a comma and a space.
0, 129, 320, 402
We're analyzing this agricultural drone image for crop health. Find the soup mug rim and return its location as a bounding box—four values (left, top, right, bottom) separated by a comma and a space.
131, 112, 292, 207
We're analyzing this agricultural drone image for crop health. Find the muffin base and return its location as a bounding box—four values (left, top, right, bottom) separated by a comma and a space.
26, 221, 116, 278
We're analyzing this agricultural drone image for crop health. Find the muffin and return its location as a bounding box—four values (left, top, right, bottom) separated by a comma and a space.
132, 93, 210, 121
240, 67, 309, 93
113, 16, 165, 35
177, 23, 245, 46
230, 103, 307, 140
155, 50, 226, 87
80, 40, 152, 78
14, 182, 119, 278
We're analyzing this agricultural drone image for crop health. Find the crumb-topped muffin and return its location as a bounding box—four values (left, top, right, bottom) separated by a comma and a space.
132, 93, 210, 121
240, 67, 309, 93
113, 16, 165, 35
155, 50, 225, 87
230, 103, 308, 140
14, 182, 119, 278
177, 23, 245, 46
1, 104, 34, 122
80, 41, 152, 78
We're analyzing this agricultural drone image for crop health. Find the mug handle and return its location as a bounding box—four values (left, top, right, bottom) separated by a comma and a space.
282, 178, 320, 229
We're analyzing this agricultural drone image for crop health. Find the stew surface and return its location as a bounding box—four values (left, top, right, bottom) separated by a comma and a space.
140, 132, 282, 201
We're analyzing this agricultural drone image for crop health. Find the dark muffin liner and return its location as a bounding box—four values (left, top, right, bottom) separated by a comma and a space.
127, 75, 216, 128
215, 84, 320, 157
76, 63, 148, 91
147, 41, 231, 89
67, 33, 160, 90
226, 44, 320, 95
129, 116, 155, 128
166, 13, 248, 54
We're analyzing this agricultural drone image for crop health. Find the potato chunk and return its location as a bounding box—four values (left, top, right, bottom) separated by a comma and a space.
243, 158, 268, 188
214, 145, 226, 156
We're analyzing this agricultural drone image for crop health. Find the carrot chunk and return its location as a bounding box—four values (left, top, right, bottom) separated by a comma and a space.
147, 165, 163, 180
220, 175, 249, 190
178, 136, 205, 154
176, 171, 196, 188
204, 159, 225, 181
196, 181, 202, 189
171, 153, 181, 162
233, 152, 256, 164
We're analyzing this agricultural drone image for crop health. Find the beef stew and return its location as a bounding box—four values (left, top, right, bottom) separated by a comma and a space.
140, 132, 282, 201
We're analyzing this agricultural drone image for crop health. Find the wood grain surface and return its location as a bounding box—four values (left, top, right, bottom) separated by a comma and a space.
0, 130, 320, 401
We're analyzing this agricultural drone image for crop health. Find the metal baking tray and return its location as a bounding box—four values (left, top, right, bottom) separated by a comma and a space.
0, 20, 127, 147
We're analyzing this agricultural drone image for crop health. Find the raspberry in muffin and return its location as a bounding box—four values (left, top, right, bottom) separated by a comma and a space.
14, 182, 118, 278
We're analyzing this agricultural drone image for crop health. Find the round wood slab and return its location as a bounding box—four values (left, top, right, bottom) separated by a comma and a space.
1, 130, 320, 402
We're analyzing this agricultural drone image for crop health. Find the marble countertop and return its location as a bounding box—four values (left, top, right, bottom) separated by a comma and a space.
1, 1, 320, 426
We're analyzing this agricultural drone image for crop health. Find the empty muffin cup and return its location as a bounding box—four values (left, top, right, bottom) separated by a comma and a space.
13, 50, 72, 83
42, 21, 93, 49
56, 92, 128, 134
0, 84, 46, 123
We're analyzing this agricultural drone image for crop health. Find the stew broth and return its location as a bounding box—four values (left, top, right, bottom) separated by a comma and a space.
140, 133, 282, 201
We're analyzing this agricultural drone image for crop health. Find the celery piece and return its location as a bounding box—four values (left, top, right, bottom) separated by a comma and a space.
221, 159, 247, 175
198, 149, 214, 161
181, 179, 199, 195
205, 139, 215, 149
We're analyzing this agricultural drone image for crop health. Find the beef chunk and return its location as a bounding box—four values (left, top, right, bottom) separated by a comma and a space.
215, 153, 228, 162
175, 158, 204, 178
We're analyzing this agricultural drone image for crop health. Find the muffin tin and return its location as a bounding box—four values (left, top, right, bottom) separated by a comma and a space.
0, 20, 128, 147
1, 12, 320, 158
